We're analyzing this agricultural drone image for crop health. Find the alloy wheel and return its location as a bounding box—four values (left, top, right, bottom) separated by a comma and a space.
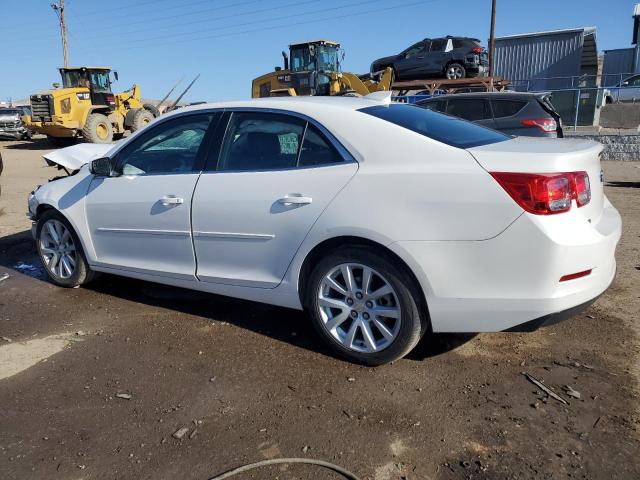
39, 219, 77, 279
317, 263, 401, 353
446, 65, 464, 79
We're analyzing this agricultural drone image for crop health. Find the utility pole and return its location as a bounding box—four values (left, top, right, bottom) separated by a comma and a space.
488, 0, 496, 77
51, 0, 69, 67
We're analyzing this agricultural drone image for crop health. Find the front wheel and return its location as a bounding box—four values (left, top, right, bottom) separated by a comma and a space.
82, 113, 113, 144
36, 210, 98, 287
307, 247, 426, 366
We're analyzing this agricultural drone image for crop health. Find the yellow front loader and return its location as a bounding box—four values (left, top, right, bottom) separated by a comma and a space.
251, 40, 393, 98
23, 67, 158, 145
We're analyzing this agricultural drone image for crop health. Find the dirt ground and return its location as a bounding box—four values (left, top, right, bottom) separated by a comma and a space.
0, 137, 639, 480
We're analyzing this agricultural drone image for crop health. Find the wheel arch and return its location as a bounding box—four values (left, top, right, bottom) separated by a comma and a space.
296, 235, 430, 322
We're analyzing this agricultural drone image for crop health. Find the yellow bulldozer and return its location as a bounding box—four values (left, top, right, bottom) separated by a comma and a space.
23, 66, 159, 145
251, 40, 393, 98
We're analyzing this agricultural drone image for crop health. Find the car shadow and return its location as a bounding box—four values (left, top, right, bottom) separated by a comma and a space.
0, 229, 475, 363
2, 137, 54, 150
606, 181, 640, 189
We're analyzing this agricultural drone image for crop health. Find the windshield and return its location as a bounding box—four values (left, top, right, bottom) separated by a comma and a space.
0, 109, 20, 116
61, 69, 111, 92
317, 45, 338, 71
360, 103, 509, 149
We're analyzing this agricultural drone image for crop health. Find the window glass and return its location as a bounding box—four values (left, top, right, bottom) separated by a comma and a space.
359, 104, 508, 149
418, 99, 447, 113
446, 98, 491, 121
627, 75, 640, 86
219, 112, 305, 171
118, 114, 212, 175
298, 124, 343, 167
404, 42, 426, 58
430, 39, 447, 52
491, 99, 527, 118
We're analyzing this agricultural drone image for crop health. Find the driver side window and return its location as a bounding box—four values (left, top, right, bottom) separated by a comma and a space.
116, 114, 214, 175
404, 42, 426, 59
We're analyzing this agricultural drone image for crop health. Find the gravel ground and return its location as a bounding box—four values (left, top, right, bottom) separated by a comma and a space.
0, 137, 639, 480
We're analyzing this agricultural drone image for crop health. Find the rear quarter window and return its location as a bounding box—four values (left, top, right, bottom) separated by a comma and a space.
360, 104, 508, 149
446, 98, 491, 121
491, 99, 527, 118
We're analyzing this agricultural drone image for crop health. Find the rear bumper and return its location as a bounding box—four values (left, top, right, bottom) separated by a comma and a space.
390, 200, 621, 332
504, 294, 602, 332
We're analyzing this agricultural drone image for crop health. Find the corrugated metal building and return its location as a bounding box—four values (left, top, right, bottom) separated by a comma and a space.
601, 4, 640, 86
601, 48, 636, 86
493, 27, 598, 91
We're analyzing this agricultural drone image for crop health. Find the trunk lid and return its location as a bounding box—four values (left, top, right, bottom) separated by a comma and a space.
43, 143, 114, 172
467, 137, 604, 223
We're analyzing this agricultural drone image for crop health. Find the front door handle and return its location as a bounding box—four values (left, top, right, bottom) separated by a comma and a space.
277, 194, 313, 206
161, 195, 184, 206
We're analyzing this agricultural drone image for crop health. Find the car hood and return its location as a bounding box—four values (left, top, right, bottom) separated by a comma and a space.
43, 143, 114, 171
371, 55, 397, 71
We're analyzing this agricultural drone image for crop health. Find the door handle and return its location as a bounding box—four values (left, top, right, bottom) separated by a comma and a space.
161, 195, 184, 206
277, 194, 312, 205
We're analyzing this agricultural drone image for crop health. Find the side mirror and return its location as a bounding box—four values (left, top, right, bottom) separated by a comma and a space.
113, 71, 119, 81
275, 66, 282, 71
52, 82, 60, 89
90, 157, 113, 177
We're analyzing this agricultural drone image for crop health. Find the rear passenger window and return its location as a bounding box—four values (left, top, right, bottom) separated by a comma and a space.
419, 100, 446, 113
218, 112, 305, 171
492, 100, 527, 118
298, 124, 343, 167
446, 99, 491, 121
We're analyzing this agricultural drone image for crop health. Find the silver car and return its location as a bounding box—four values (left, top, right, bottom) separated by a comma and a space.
605, 74, 640, 103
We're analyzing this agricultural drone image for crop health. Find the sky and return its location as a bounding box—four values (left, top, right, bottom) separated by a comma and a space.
0, 0, 636, 103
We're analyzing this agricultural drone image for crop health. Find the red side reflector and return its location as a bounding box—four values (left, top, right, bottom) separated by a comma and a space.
470, 47, 484, 53
559, 269, 592, 282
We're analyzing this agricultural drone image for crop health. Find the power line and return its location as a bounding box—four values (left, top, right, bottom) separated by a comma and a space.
78, 0, 310, 40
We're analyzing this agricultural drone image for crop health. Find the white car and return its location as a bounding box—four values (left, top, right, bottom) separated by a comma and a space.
28, 95, 621, 365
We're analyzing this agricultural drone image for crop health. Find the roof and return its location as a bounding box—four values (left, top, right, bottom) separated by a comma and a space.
289, 40, 340, 48
417, 91, 548, 101
495, 26, 596, 41
59, 66, 111, 70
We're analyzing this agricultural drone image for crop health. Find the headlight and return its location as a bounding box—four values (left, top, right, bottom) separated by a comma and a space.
76, 92, 90, 101
60, 98, 71, 114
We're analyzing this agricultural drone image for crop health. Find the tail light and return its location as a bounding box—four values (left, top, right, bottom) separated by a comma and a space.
106, 94, 115, 105
470, 47, 484, 53
490, 171, 591, 215
520, 118, 557, 133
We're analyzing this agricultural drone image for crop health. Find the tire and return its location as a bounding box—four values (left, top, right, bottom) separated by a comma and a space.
47, 135, 76, 147
142, 103, 160, 118
36, 209, 99, 287
445, 62, 466, 80
306, 247, 426, 366
82, 113, 113, 144
131, 109, 154, 132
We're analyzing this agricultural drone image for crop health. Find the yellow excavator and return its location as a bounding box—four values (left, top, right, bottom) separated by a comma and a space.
23, 66, 159, 145
251, 40, 393, 98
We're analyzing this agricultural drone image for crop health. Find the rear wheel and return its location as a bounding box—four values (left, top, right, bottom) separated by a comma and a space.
131, 109, 154, 132
445, 63, 466, 79
142, 103, 160, 118
307, 247, 426, 366
82, 113, 113, 143
36, 210, 98, 287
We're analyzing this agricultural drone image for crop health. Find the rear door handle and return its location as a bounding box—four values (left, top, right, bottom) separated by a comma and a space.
277, 194, 312, 205
161, 195, 184, 206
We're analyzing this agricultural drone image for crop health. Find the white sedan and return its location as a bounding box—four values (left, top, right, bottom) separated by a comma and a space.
28, 95, 621, 365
